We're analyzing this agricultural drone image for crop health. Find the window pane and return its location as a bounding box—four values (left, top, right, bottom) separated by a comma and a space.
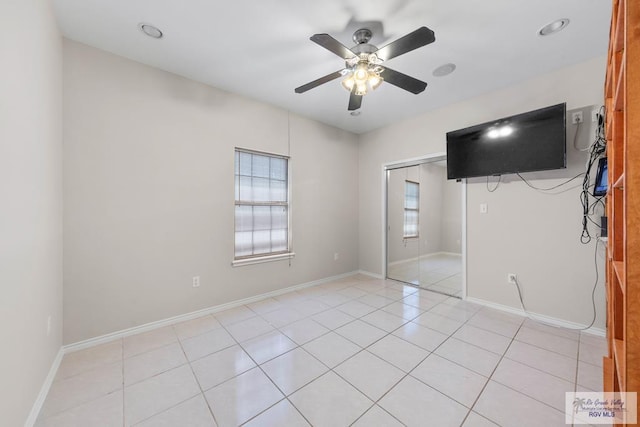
269, 179, 287, 202
235, 231, 253, 257
253, 206, 271, 231
239, 176, 252, 201
271, 229, 287, 252
253, 230, 271, 254
405, 195, 418, 209
405, 182, 419, 209
404, 210, 419, 237
406, 181, 418, 196
272, 206, 287, 229
235, 205, 253, 232
239, 152, 252, 176
252, 177, 270, 202
252, 154, 270, 178
270, 157, 287, 180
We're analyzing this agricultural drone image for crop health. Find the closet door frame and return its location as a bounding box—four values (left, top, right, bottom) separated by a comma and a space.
382, 152, 467, 299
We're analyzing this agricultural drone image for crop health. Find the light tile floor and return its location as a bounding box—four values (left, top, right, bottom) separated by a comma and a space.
37, 275, 607, 427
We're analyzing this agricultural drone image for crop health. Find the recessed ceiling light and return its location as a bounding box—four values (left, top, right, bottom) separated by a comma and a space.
538, 19, 569, 36
139, 23, 163, 39
432, 63, 456, 77
350, 111, 361, 116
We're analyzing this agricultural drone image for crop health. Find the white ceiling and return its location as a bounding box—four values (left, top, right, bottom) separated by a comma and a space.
53, 0, 611, 134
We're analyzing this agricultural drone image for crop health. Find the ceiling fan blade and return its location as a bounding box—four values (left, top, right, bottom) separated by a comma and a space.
348, 90, 363, 111
380, 67, 427, 94
375, 27, 435, 61
295, 70, 344, 94
310, 34, 357, 59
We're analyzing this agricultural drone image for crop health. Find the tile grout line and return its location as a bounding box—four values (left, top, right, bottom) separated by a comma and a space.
459, 310, 597, 369
269, 295, 418, 425
460, 320, 527, 426
123, 328, 204, 426
343, 297, 480, 426
465, 320, 576, 425
245, 286, 392, 424
375, 308, 481, 423
217, 308, 315, 427
121, 339, 125, 427
37, 357, 125, 422
571, 333, 583, 427
174, 324, 221, 427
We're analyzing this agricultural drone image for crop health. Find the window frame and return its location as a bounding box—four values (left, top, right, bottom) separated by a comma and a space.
403, 180, 420, 239
232, 148, 294, 267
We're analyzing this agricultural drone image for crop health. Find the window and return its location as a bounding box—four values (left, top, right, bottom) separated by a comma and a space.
403, 180, 419, 238
234, 149, 291, 264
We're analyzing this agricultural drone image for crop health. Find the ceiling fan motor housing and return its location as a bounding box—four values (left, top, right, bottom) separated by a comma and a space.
352, 28, 373, 44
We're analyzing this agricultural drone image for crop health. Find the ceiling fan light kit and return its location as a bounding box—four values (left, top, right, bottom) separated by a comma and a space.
295, 26, 435, 111
340, 58, 384, 96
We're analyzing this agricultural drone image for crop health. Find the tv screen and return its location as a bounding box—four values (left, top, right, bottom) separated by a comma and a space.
593, 157, 608, 196
446, 103, 567, 179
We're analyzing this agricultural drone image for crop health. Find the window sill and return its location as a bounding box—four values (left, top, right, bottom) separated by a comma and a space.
232, 252, 296, 267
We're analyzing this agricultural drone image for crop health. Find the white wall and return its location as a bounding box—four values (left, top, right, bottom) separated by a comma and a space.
359, 57, 607, 328
0, 0, 63, 425
63, 40, 359, 344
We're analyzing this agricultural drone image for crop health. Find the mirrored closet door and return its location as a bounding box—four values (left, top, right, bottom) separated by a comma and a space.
386, 158, 463, 297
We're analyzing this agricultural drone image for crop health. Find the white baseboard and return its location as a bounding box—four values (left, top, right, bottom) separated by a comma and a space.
388, 256, 421, 267
439, 252, 462, 257
357, 270, 384, 279
25, 348, 64, 427
465, 296, 606, 337
64, 270, 361, 353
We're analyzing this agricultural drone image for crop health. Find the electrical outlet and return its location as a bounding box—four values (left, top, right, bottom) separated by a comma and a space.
334, 252, 339, 261
507, 273, 517, 285
571, 111, 583, 124
192, 276, 200, 288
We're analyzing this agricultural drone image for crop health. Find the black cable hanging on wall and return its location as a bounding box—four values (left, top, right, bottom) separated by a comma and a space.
580, 106, 607, 244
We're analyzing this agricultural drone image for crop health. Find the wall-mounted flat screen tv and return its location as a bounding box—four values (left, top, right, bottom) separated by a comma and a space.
446, 103, 567, 179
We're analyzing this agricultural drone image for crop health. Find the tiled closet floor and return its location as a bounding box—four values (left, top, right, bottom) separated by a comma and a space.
387, 253, 463, 296
36, 275, 607, 427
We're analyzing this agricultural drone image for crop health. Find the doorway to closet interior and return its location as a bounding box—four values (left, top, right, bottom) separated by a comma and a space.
385, 155, 464, 297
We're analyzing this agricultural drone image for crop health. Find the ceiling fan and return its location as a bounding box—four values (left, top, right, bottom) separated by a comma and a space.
295, 26, 435, 111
